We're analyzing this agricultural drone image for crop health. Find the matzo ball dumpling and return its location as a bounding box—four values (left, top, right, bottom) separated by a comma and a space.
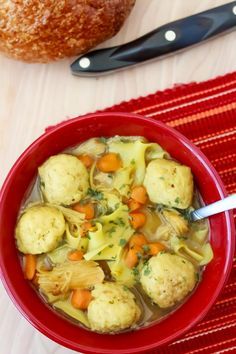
87, 283, 141, 333
140, 253, 196, 308
39, 154, 89, 205
15, 205, 65, 254
144, 159, 193, 209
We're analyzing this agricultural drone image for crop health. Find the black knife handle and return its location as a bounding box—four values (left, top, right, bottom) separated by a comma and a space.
71, 1, 236, 75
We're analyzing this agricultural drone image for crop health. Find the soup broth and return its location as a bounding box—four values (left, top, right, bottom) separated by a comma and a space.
15, 136, 213, 334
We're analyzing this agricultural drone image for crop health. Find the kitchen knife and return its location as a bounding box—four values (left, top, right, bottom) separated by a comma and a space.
71, 1, 236, 77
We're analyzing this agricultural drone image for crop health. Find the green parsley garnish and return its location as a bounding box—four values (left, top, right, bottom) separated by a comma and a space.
179, 236, 188, 240
144, 265, 151, 276
117, 217, 125, 226
176, 208, 191, 222
137, 252, 143, 260
156, 204, 164, 212
120, 138, 130, 143
159, 176, 165, 180
119, 238, 127, 247
99, 137, 107, 144
108, 226, 116, 236
142, 244, 150, 253
175, 197, 180, 204
114, 203, 120, 209
130, 158, 135, 165
132, 267, 139, 277
87, 188, 104, 200
109, 218, 125, 227
40, 180, 45, 188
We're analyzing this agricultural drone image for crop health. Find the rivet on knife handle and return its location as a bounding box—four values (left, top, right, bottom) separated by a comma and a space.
71, 1, 236, 77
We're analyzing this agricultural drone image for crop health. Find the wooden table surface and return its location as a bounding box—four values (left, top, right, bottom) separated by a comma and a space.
0, 1, 236, 353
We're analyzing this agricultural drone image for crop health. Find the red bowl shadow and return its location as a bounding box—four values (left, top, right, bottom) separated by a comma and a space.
0, 112, 235, 354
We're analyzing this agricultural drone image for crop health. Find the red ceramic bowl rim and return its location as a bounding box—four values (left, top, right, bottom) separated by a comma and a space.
0, 112, 235, 353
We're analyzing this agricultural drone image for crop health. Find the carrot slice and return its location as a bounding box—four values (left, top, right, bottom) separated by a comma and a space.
78, 154, 94, 168
24, 254, 36, 280
124, 245, 142, 269
148, 242, 166, 256
97, 153, 122, 172
131, 186, 148, 204
129, 233, 148, 248
129, 212, 146, 229
127, 199, 142, 211
73, 203, 94, 220
80, 221, 93, 237
68, 250, 84, 261
71, 289, 92, 310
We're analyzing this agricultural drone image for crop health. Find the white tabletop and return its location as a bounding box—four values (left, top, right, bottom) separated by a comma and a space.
1, 1, 236, 353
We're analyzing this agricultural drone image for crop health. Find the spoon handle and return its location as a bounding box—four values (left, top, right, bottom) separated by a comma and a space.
190, 194, 236, 221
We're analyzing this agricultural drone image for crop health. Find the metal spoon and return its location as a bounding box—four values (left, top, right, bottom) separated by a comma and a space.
190, 194, 236, 222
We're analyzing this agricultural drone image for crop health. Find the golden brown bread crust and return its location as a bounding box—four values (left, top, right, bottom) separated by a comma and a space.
0, 0, 135, 62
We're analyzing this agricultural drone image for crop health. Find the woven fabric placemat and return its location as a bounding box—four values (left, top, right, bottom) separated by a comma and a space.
101, 72, 236, 354
48, 72, 236, 353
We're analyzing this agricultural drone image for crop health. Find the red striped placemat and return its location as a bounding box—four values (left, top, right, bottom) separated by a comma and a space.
48, 71, 236, 353
101, 72, 236, 353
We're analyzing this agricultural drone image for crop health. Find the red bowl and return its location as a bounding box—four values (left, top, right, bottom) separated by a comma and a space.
0, 112, 234, 354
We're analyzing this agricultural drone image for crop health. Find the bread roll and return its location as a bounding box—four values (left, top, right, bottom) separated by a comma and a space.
0, 0, 135, 62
